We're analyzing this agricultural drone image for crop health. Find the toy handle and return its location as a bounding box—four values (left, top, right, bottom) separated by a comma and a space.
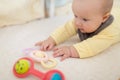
31, 68, 45, 79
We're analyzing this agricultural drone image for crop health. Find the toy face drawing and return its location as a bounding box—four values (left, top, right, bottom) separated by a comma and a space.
15, 59, 30, 74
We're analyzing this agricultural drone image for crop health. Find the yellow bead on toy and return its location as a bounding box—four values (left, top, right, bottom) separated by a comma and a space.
15, 59, 30, 74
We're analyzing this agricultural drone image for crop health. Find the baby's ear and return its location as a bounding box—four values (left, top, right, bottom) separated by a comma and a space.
102, 12, 110, 23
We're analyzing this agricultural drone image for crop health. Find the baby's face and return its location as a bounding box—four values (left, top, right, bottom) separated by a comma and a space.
72, 0, 105, 33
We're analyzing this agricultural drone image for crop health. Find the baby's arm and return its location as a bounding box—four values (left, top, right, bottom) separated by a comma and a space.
50, 19, 77, 45
35, 19, 77, 51
73, 28, 120, 58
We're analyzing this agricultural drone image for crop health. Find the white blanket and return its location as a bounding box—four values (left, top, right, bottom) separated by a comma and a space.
0, 0, 44, 27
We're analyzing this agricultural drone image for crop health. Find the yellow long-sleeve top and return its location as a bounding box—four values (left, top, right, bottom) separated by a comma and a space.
50, 7, 120, 58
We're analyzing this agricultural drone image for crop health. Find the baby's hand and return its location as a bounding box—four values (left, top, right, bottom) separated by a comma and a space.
35, 37, 56, 51
53, 46, 79, 61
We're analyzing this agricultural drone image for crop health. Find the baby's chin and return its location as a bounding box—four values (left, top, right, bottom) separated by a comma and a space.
78, 28, 94, 33
80, 29, 86, 33
80, 30, 92, 33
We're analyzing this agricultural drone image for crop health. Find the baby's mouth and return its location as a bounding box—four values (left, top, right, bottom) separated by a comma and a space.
79, 28, 84, 31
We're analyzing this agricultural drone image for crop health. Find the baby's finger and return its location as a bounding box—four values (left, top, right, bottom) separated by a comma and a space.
61, 55, 69, 61
47, 44, 54, 50
40, 45, 44, 51
53, 51, 64, 57
43, 44, 49, 51
53, 48, 62, 54
53, 53, 58, 57
35, 41, 42, 46
53, 47, 59, 51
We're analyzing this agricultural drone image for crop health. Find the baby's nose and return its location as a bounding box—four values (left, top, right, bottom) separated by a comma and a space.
75, 19, 82, 27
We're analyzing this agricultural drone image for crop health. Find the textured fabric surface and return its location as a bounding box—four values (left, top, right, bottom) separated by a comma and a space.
0, 0, 44, 27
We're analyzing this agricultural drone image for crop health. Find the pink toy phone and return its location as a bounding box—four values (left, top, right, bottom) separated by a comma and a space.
13, 57, 65, 80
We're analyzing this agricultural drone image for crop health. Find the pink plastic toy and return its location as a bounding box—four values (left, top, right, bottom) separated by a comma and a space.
13, 57, 65, 80
23, 47, 57, 69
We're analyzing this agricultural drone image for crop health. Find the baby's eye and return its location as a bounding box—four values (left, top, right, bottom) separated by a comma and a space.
83, 18, 88, 21
74, 15, 77, 18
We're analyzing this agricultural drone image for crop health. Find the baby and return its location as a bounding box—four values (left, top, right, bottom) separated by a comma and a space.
36, 0, 120, 61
